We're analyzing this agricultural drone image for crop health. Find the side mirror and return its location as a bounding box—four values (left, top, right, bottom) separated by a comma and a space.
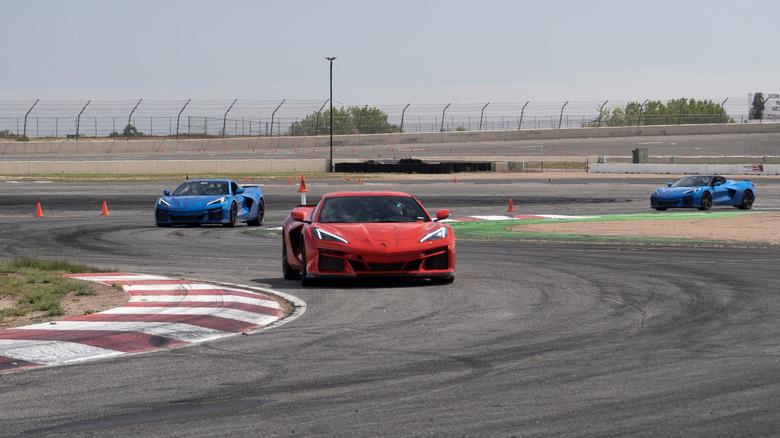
164, 189, 171, 195
713, 181, 722, 187
435, 209, 450, 221
291, 211, 306, 221
667, 182, 673, 187
236, 187, 244, 194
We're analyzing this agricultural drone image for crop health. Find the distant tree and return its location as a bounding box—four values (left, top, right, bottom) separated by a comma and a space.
586, 98, 733, 127
289, 106, 400, 136
0, 129, 27, 141
109, 124, 144, 138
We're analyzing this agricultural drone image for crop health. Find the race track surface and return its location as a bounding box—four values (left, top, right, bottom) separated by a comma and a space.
1, 174, 779, 437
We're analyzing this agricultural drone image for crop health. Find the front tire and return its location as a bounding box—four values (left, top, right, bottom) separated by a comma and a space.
282, 235, 300, 280
224, 202, 237, 227
248, 200, 265, 226
698, 192, 712, 211
737, 191, 754, 210
300, 241, 315, 287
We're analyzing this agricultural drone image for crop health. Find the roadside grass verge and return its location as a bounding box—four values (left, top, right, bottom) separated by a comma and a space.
0, 258, 108, 325
448, 211, 757, 242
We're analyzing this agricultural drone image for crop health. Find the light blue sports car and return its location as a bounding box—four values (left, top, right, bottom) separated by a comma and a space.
155, 179, 265, 227
650, 175, 755, 211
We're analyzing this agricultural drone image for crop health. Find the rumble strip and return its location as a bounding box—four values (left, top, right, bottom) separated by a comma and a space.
0, 273, 289, 373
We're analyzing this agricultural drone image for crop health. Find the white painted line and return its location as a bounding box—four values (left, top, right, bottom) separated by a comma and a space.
21, 321, 228, 343
128, 294, 282, 308
0, 339, 125, 365
100, 306, 281, 325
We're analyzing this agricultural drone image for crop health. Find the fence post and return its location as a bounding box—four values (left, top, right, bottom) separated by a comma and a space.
558, 101, 568, 129
314, 99, 328, 135
597, 100, 608, 127
440, 103, 450, 132
23, 99, 39, 139
399, 103, 410, 132
176, 99, 191, 139
76, 100, 91, 139
222, 99, 237, 137
479, 102, 489, 131
128, 99, 142, 128
518, 101, 529, 129
270, 99, 285, 136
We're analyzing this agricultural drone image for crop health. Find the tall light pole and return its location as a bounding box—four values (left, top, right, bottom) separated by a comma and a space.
326, 56, 336, 172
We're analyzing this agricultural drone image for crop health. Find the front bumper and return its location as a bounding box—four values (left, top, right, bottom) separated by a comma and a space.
155, 206, 227, 225
308, 244, 456, 279
650, 195, 696, 208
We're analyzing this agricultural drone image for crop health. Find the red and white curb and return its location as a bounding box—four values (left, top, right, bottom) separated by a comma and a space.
0, 273, 304, 373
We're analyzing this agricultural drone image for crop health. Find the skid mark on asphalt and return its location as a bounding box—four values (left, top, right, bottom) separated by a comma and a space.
0, 273, 288, 373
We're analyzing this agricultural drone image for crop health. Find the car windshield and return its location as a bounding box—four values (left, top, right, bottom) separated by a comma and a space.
172, 181, 229, 196
671, 176, 712, 187
317, 195, 430, 223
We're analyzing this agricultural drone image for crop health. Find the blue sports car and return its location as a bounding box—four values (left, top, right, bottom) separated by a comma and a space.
650, 175, 755, 211
155, 179, 265, 227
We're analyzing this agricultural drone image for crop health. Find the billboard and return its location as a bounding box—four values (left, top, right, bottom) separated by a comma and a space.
749, 92, 780, 120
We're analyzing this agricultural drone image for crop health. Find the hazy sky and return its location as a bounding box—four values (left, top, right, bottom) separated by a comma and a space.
2, 0, 775, 105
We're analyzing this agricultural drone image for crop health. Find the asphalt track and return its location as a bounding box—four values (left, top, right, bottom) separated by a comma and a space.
1, 150, 780, 435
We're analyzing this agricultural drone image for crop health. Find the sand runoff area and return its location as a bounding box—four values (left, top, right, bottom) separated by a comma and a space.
508, 212, 780, 244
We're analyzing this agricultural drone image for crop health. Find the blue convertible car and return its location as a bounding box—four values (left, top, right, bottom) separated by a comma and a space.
650, 175, 755, 211
155, 179, 265, 227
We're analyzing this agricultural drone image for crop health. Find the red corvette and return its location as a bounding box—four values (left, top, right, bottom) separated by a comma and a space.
282, 191, 456, 286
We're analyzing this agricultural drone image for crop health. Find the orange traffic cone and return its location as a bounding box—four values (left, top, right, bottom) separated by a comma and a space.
358, 177, 362, 184
101, 201, 110, 216
288, 177, 292, 185
507, 199, 515, 212
454, 177, 458, 183
35, 202, 45, 217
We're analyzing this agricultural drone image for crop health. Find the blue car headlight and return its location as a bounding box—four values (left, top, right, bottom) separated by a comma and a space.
158, 198, 170, 207
206, 196, 228, 206
420, 226, 448, 243
311, 227, 350, 244
682, 188, 701, 195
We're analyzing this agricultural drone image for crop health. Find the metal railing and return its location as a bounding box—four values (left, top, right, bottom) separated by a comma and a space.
0, 97, 764, 139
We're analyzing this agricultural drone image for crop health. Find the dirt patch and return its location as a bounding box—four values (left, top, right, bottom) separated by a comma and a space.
508, 212, 780, 244
0, 281, 129, 329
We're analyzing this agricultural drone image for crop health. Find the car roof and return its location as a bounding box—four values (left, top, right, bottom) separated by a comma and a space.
321, 190, 413, 198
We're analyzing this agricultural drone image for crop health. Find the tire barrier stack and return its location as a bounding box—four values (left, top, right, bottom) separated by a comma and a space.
335, 158, 493, 174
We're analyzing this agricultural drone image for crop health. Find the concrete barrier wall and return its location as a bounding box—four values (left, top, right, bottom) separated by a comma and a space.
589, 163, 780, 175
0, 159, 329, 175
3, 122, 780, 155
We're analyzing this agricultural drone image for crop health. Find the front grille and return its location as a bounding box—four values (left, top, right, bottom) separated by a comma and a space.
171, 213, 206, 221
156, 211, 169, 221
208, 210, 224, 220
367, 262, 405, 271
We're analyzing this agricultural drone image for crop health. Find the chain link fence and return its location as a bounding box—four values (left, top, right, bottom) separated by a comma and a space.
0, 97, 762, 140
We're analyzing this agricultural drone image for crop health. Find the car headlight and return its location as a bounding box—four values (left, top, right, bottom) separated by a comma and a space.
653, 189, 660, 195
420, 226, 448, 243
311, 227, 350, 244
206, 196, 228, 206
158, 198, 170, 207
682, 188, 701, 195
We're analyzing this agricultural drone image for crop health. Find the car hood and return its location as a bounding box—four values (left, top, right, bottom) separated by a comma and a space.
159, 195, 224, 210
317, 222, 447, 248
654, 187, 702, 197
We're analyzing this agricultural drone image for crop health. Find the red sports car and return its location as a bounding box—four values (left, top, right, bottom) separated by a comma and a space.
282, 191, 455, 286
